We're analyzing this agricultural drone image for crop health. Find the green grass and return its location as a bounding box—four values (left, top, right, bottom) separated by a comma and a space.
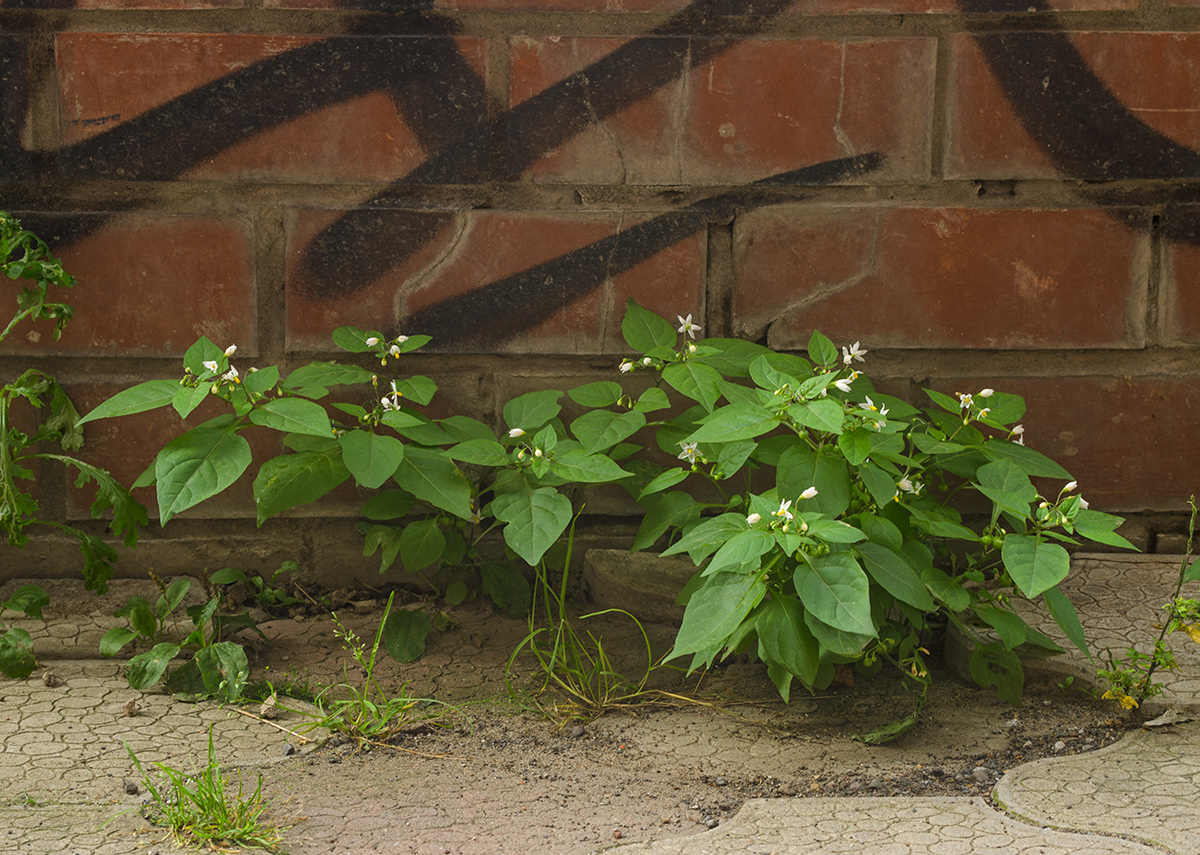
126, 725, 285, 851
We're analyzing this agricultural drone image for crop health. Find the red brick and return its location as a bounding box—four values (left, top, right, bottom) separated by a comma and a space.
56, 34, 486, 183
733, 206, 1147, 349
285, 209, 705, 354
66, 383, 280, 521
932, 376, 1200, 513
948, 32, 1200, 179
1, 36, 29, 181
508, 36, 934, 184
57, 0, 243, 7
265, 0, 1129, 9
0, 213, 255, 358
1161, 207, 1200, 344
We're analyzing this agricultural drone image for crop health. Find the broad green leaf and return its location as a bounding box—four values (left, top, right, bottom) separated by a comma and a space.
492, 485, 573, 566
331, 325, 381, 353
705, 529, 776, 576
968, 641, 1024, 705
803, 519, 867, 544
777, 447, 851, 517
1073, 509, 1137, 550
837, 429, 872, 466
789, 399, 845, 435
803, 611, 875, 656
439, 415, 495, 443
910, 433, 966, 455
126, 642, 181, 690
243, 364, 279, 397
338, 429, 404, 489
253, 447, 350, 525
398, 519, 446, 572
171, 383, 210, 419
1043, 585, 1091, 660
480, 562, 531, 619
99, 626, 138, 658
503, 390, 562, 432
156, 425, 252, 524
858, 462, 898, 509
282, 361, 372, 396
685, 403, 777, 443
975, 605, 1028, 651
250, 397, 334, 438
638, 468, 690, 500
382, 609, 432, 664
807, 330, 839, 367
633, 491, 700, 551
749, 354, 802, 393
756, 595, 820, 687
571, 409, 645, 454
393, 446, 473, 520
622, 298, 677, 352
568, 381, 623, 408
924, 388, 963, 414
698, 338, 775, 377
77, 379, 179, 426
975, 459, 1038, 519
663, 362, 723, 412
633, 387, 671, 413
661, 512, 747, 562
361, 524, 404, 573
922, 566, 970, 612
858, 514, 903, 551
0, 628, 36, 679
907, 506, 979, 541
1184, 558, 1200, 585
183, 336, 222, 376
392, 375, 437, 406
361, 490, 415, 521
794, 553, 874, 637
671, 572, 767, 668
981, 439, 1073, 479
445, 438, 511, 467
550, 450, 631, 484
1002, 534, 1071, 598
1, 584, 48, 619
391, 413, 456, 447
855, 542, 935, 610
195, 642, 249, 701
715, 440, 756, 478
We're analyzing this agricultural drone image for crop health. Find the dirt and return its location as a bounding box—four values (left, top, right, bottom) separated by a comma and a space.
4, 578, 1136, 854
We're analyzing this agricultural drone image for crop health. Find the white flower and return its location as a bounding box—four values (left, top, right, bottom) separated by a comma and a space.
978, 408, 990, 419
509, 428, 525, 438
222, 365, 240, 383
389, 344, 401, 359
642, 356, 653, 367
859, 397, 887, 418
979, 388, 995, 398
774, 499, 794, 521
800, 486, 819, 500
958, 392, 973, 410
1064, 480, 1078, 493
381, 395, 396, 411
746, 513, 761, 525
534, 448, 543, 458
395, 335, 409, 344
1011, 424, 1025, 446
619, 360, 634, 373
224, 344, 238, 357
834, 376, 854, 394
202, 360, 219, 374
1079, 497, 1090, 509
842, 341, 867, 365
898, 478, 922, 495
365, 337, 380, 346
677, 442, 699, 463
381, 380, 401, 410
688, 343, 697, 354
677, 314, 701, 339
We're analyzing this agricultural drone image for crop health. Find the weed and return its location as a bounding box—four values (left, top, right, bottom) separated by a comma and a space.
125, 725, 285, 852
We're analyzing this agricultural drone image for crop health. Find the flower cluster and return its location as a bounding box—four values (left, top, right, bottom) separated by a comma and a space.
366, 334, 410, 367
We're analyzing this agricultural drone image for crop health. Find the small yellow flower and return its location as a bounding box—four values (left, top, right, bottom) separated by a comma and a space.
1181, 624, 1200, 644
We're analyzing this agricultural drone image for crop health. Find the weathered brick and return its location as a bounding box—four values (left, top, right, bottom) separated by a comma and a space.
47, 0, 243, 7
932, 376, 1200, 513
948, 32, 1200, 180
733, 206, 1148, 349
508, 36, 934, 184
0, 213, 255, 358
1160, 206, 1200, 345
0, 36, 29, 181
285, 209, 705, 354
265, 0, 1131, 10
56, 34, 487, 183
66, 384, 277, 521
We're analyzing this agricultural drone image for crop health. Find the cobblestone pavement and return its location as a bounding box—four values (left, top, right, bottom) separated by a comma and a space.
0, 553, 1198, 854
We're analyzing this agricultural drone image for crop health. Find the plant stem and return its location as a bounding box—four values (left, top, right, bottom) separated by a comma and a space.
1135, 495, 1198, 699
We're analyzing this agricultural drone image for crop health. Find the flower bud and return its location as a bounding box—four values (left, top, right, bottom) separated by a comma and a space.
224, 344, 238, 357
365, 337, 380, 346
1064, 480, 1078, 492
979, 388, 994, 398
746, 513, 761, 525
800, 486, 819, 500
509, 428, 525, 438
534, 448, 543, 458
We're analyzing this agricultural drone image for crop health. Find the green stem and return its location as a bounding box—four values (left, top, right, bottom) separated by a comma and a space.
1136, 495, 1197, 697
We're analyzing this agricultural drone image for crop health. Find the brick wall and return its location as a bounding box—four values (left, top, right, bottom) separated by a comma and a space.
2, 0, 1198, 580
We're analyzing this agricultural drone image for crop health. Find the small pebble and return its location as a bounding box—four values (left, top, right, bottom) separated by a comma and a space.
471, 636, 483, 649
122, 699, 138, 718
714, 777, 728, 787
1006, 718, 1021, 728
705, 816, 719, 829
123, 780, 139, 795
42, 672, 59, 688
570, 725, 586, 738
260, 696, 279, 720
971, 767, 989, 783
1052, 740, 1066, 752
282, 743, 297, 757
612, 830, 622, 840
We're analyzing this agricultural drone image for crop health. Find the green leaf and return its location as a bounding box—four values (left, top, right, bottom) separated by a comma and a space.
362, 524, 404, 573
382, 609, 432, 663
922, 567, 970, 612
858, 462, 898, 509
837, 429, 872, 466
444, 580, 468, 606
250, 397, 334, 438
253, 447, 351, 525
1184, 558, 1200, 585
794, 553, 875, 637
242, 364, 279, 397
632, 387, 671, 413
855, 542, 935, 611
705, 529, 776, 576
1042, 585, 1091, 661
670, 572, 767, 669
503, 390, 562, 433
481, 562, 531, 619
1002, 534, 1071, 598
852, 705, 923, 745
907, 506, 979, 541
126, 642, 181, 690
803, 612, 875, 656
803, 519, 867, 544
638, 468, 690, 500
0, 628, 36, 679
171, 383, 209, 419
777, 447, 851, 517
975, 605, 1028, 651
571, 409, 645, 454
445, 438, 511, 467
698, 338, 775, 377
155, 425, 252, 524
194, 642, 249, 701
756, 595, 820, 687
975, 459, 1038, 519
789, 399, 845, 435
439, 415, 495, 443
685, 403, 777, 443
183, 337, 223, 376
968, 641, 1024, 706
568, 381, 623, 408
393, 446, 473, 520
924, 388, 963, 414
99, 626, 138, 658
1073, 509, 1137, 550
807, 330, 838, 367
361, 490, 415, 521
550, 450, 631, 484
622, 298, 677, 352
981, 440, 1073, 480
392, 376, 438, 407
663, 362, 723, 412
399, 519, 446, 572
77, 379, 180, 426
281, 361, 371, 397
1, 584, 48, 619
661, 512, 747, 562
339, 429, 405, 489
491, 485, 573, 566
633, 491, 700, 551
